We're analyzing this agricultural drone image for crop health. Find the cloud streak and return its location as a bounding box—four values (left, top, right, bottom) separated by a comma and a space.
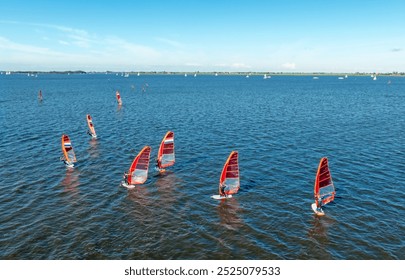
0, 21, 165, 70
154, 37, 184, 48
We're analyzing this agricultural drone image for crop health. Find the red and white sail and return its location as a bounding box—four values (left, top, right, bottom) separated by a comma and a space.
219, 151, 240, 195
127, 146, 151, 185
314, 157, 335, 208
116, 90, 122, 105
86, 114, 97, 138
61, 134, 77, 165
157, 131, 175, 169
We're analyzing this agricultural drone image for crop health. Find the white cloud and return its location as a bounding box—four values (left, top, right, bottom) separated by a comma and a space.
154, 37, 183, 48
212, 62, 251, 69
104, 37, 161, 59
281, 62, 296, 70
231, 62, 251, 69
51, 25, 94, 48
185, 62, 201, 67
0, 36, 53, 54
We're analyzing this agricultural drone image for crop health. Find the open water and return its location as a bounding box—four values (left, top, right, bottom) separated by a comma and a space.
0, 73, 404, 259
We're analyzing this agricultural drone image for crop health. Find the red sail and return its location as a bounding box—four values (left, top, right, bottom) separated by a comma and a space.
219, 151, 240, 195
116, 90, 122, 105
61, 134, 76, 164
157, 131, 175, 169
314, 157, 335, 207
128, 146, 151, 185
86, 114, 97, 137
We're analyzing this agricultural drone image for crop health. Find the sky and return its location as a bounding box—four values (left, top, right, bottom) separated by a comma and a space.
1, 0, 405, 72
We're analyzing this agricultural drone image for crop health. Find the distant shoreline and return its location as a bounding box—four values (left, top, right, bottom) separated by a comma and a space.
1, 70, 405, 76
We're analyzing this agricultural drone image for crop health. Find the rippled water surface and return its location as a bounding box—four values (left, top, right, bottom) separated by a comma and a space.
0, 74, 404, 259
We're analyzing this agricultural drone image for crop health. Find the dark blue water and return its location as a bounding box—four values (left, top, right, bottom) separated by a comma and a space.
0, 73, 404, 259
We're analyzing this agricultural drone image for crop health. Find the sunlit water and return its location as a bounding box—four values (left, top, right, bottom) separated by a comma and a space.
0, 73, 404, 259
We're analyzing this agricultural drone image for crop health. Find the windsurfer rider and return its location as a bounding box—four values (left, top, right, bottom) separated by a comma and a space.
155, 158, 163, 172
220, 184, 227, 197
316, 196, 323, 212
123, 172, 129, 184
60, 156, 73, 167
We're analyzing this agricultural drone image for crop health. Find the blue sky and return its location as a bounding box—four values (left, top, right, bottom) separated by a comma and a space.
1, 0, 405, 72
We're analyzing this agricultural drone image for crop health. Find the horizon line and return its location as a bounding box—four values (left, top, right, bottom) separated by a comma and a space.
2, 70, 405, 75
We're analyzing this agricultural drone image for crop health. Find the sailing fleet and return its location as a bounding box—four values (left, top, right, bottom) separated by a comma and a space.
55, 82, 338, 216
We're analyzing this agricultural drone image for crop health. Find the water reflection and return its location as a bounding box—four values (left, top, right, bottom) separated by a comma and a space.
126, 186, 151, 209
155, 171, 178, 189
216, 198, 244, 230
88, 138, 99, 158
308, 214, 337, 241
61, 168, 80, 194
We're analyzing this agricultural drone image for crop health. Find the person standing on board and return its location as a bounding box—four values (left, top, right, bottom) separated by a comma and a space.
220, 184, 227, 197
316, 196, 323, 212
123, 172, 129, 184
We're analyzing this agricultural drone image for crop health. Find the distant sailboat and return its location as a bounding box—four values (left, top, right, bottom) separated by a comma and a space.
373, 75, 377, 81
211, 151, 240, 200
311, 157, 336, 216
122, 146, 151, 188
155, 131, 175, 173
86, 114, 97, 139
116, 90, 122, 105
61, 134, 77, 168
